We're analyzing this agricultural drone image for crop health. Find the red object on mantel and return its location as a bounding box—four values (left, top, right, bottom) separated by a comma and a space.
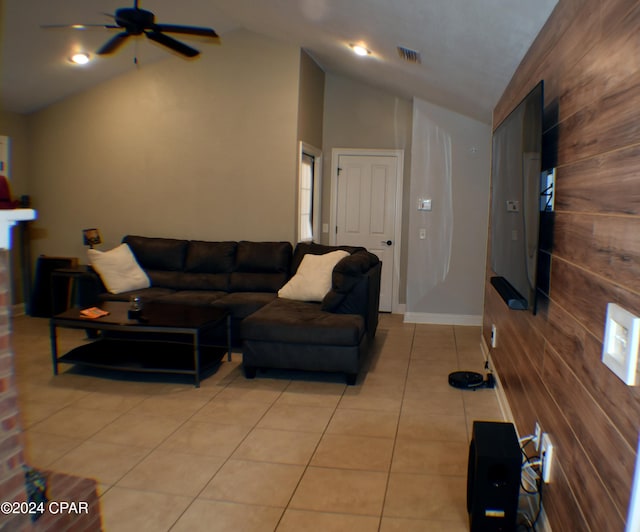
0, 176, 19, 209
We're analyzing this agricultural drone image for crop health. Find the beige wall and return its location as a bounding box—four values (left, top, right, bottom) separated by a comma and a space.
297, 51, 324, 149
322, 73, 413, 303
26, 29, 301, 261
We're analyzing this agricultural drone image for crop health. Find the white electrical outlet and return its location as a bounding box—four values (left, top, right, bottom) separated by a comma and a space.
491, 325, 497, 348
533, 422, 542, 451
540, 433, 554, 483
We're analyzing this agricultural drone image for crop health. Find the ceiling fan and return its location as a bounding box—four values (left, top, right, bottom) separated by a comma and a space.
43, 0, 219, 58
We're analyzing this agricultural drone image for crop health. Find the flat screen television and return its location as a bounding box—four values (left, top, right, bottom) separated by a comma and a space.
490, 81, 545, 311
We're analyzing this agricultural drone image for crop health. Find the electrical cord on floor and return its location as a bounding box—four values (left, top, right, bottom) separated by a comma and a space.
531, 478, 544, 530
521, 451, 542, 490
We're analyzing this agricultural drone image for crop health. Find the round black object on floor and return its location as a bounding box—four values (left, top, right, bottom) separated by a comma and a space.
448, 371, 485, 390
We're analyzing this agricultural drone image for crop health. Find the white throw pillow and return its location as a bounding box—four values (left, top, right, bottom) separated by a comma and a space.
278, 250, 349, 302
87, 243, 150, 294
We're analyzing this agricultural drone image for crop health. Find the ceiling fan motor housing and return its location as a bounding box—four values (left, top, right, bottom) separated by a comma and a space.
115, 8, 155, 33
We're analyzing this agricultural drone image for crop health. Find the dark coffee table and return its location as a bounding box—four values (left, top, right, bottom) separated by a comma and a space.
50, 301, 230, 387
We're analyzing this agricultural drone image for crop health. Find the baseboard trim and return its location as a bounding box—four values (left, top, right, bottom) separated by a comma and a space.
11, 303, 26, 317
480, 336, 514, 423
403, 312, 482, 326
481, 336, 552, 532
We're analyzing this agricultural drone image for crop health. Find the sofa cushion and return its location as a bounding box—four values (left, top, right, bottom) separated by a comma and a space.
98, 286, 176, 303
138, 269, 228, 292
333, 250, 380, 278
229, 241, 292, 293
213, 292, 277, 319
321, 250, 381, 311
123, 235, 188, 271
185, 241, 237, 273
144, 270, 185, 290
87, 243, 151, 294
291, 242, 364, 275
169, 273, 230, 291
230, 272, 289, 293
235, 241, 292, 273
154, 290, 228, 306
278, 250, 349, 302
241, 298, 365, 346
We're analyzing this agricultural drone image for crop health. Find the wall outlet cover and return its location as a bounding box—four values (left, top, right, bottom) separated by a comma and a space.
602, 303, 640, 386
540, 433, 554, 483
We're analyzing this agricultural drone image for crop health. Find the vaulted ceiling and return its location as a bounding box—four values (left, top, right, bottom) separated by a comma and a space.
1, 0, 557, 123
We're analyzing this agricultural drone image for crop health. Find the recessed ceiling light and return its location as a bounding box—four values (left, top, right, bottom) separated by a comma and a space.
70, 52, 90, 65
350, 44, 371, 57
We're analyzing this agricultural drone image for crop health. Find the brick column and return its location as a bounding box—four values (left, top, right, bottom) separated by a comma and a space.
0, 248, 101, 530
0, 249, 27, 530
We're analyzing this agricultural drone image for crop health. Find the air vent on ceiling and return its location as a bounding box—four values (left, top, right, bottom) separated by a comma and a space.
397, 45, 422, 64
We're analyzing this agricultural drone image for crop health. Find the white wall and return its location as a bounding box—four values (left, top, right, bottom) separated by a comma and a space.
405, 98, 491, 323
297, 51, 325, 149
26, 30, 301, 260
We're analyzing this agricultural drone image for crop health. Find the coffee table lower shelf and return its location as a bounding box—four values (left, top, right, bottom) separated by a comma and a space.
57, 339, 226, 386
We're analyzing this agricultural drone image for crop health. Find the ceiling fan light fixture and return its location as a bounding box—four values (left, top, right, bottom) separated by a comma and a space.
350, 44, 371, 57
69, 52, 91, 65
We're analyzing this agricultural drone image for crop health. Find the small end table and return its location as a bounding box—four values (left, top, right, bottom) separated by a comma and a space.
51, 265, 94, 313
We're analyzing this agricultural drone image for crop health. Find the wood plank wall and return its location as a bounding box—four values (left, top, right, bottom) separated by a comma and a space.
483, 0, 640, 529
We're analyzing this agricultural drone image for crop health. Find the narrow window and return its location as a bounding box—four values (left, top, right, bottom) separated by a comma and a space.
299, 153, 314, 242
298, 143, 322, 243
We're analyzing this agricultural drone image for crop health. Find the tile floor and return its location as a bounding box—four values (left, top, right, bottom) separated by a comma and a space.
12, 313, 504, 531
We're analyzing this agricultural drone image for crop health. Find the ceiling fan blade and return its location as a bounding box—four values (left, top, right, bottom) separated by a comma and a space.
145, 31, 199, 57
97, 32, 131, 54
152, 24, 218, 38
41, 23, 119, 29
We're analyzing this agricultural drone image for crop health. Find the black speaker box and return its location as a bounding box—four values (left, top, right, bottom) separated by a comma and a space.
467, 421, 521, 532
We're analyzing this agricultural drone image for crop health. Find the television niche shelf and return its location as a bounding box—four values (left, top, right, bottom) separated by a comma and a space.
490, 276, 528, 310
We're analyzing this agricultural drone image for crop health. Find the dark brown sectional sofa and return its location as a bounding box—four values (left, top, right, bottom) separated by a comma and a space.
85, 235, 382, 384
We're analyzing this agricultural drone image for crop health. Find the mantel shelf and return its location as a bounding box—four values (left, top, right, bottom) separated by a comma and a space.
0, 209, 36, 250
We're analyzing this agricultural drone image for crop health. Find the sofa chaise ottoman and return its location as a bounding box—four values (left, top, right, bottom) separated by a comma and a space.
241, 242, 381, 384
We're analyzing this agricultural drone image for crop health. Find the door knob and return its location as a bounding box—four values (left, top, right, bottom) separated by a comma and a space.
381, 240, 393, 246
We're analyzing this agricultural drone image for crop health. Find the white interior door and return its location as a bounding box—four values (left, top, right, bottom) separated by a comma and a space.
334, 153, 399, 312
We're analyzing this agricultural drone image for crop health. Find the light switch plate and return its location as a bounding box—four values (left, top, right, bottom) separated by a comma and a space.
602, 303, 640, 385
506, 200, 520, 212
418, 198, 432, 211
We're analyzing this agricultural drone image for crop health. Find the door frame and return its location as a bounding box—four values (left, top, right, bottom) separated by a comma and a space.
329, 148, 404, 313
